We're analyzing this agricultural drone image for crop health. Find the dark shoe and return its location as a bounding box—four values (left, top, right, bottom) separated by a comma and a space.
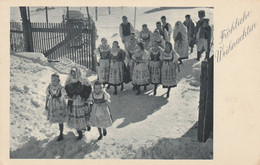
97, 134, 103, 140
154, 90, 157, 95
136, 90, 141, 95
57, 134, 63, 141
121, 84, 124, 91
166, 92, 170, 98
103, 129, 107, 136
77, 131, 83, 140
87, 126, 91, 131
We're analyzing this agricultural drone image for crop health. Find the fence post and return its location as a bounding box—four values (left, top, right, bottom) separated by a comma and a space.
19, 7, 33, 52
95, 7, 98, 21
108, 7, 111, 15
91, 23, 96, 72
198, 56, 214, 142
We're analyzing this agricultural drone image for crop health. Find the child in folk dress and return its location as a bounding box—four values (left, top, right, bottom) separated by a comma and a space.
45, 73, 67, 141
88, 80, 113, 140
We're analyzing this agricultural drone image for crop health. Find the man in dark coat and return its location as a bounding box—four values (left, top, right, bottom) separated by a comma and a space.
183, 14, 195, 53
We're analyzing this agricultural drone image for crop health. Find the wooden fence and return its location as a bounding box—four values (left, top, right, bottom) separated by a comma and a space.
198, 55, 214, 142
10, 21, 97, 70
10, 22, 24, 52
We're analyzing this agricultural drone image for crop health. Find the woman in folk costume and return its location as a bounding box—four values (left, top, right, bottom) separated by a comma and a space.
161, 41, 180, 98
139, 24, 153, 51
95, 38, 111, 88
88, 80, 113, 140
148, 42, 163, 95
65, 66, 92, 140
108, 41, 126, 95
152, 30, 165, 49
173, 21, 189, 64
132, 42, 150, 95
126, 33, 138, 81
45, 73, 67, 141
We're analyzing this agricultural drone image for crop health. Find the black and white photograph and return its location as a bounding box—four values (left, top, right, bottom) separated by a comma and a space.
9, 6, 214, 159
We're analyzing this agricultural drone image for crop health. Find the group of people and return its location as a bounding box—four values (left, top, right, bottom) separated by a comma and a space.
45, 68, 113, 141
95, 10, 212, 97
44, 10, 213, 142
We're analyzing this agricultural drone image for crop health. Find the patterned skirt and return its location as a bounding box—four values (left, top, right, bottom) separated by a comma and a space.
89, 103, 113, 128
132, 62, 150, 85
149, 61, 161, 84
161, 61, 178, 88
67, 96, 91, 130
47, 97, 67, 124
128, 59, 134, 80
109, 61, 124, 85
98, 59, 110, 84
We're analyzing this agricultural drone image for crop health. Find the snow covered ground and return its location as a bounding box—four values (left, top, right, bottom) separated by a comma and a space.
10, 7, 213, 159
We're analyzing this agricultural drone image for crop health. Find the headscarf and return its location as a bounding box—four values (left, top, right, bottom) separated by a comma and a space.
173, 21, 188, 43
65, 66, 82, 85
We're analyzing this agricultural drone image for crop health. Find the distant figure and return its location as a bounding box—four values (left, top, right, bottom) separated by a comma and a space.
126, 33, 138, 81
152, 30, 165, 49
155, 21, 169, 41
161, 42, 180, 98
45, 73, 67, 141
108, 41, 126, 95
148, 42, 163, 95
95, 38, 111, 87
88, 80, 113, 140
119, 16, 135, 51
161, 16, 172, 42
196, 18, 212, 60
132, 42, 150, 95
183, 14, 195, 53
139, 24, 153, 51
195, 10, 206, 60
173, 21, 189, 64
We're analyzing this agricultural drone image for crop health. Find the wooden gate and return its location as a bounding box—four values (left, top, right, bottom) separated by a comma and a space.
10, 21, 97, 71
198, 56, 214, 142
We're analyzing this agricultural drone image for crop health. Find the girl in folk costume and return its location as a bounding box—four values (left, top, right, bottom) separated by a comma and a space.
95, 38, 111, 88
126, 33, 138, 82
173, 21, 189, 64
108, 41, 126, 95
88, 80, 113, 140
148, 42, 163, 95
65, 66, 92, 140
138, 24, 153, 51
196, 18, 212, 60
152, 30, 165, 49
132, 42, 150, 95
45, 73, 67, 141
161, 42, 180, 98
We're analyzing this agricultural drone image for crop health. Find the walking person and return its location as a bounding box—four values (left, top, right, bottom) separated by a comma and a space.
173, 21, 189, 64
88, 80, 113, 140
139, 24, 153, 51
45, 73, 67, 141
65, 66, 92, 140
148, 42, 163, 95
155, 21, 169, 41
108, 41, 126, 95
161, 16, 173, 42
183, 14, 195, 53
119, 16, 135, 51
196, 18, 212, 60
95, 38, 111, 88
161, 41, 180, 98
132, 42, 150, 95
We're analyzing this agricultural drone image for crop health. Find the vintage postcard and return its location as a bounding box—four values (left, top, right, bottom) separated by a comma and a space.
0, 0, 259, 165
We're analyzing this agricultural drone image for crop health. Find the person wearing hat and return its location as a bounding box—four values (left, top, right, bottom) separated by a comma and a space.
183, 14, 195, 53
45, 73, 67, 141
139, 24, 153, 51
119, 16, 135, 51
194, 10, 206, 60
196, 18, 212, 60
155, 21, 169, 42
161, 16, 172, 41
